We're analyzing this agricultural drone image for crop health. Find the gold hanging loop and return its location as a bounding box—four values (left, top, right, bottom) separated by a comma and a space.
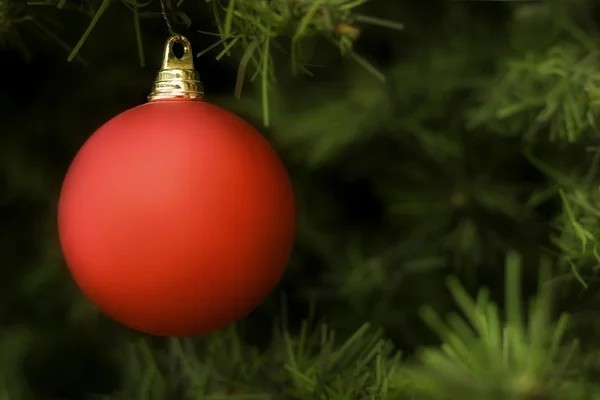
148, 35, 204, 102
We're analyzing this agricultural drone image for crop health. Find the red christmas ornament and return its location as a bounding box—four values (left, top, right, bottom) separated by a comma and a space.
58, 35, 295, 337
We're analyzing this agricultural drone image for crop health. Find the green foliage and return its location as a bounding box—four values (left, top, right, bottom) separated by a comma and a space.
1, 0, 82, 61
20, 0, 402, 126
553, 187, 600, 286
5, 252, 580, 400
102, 323, 405, 400
408, 252, 581, 400
468, 42, 600, 143
4, 0, 600, 399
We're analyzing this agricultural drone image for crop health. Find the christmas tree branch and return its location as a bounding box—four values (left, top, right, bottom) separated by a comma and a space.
103, 323, 407, 399
406, 251, 587, 400
467, 38, 600, 143
83, 251, 591, 400
17, 0, 402, 126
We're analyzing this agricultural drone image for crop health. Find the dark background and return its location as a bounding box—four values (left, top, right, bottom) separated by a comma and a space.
1, 0, 599, 398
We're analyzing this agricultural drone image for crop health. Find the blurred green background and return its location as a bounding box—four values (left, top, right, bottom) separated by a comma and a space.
3, 0, 600, 399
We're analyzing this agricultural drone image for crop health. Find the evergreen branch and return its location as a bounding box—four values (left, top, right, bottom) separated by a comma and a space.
105, 323, 408, 399
17, 0, 402, 125
524, 148, 600, 284
202, 0, 401, 124
408, 251, 580, 400
550, 188, 600, 286
468, 41, 600, 143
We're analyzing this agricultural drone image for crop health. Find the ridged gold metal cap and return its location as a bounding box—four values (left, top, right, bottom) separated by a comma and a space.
148, 35, 204, 101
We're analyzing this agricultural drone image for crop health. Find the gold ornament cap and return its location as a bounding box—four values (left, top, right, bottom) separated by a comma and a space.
148, 35, 204, 101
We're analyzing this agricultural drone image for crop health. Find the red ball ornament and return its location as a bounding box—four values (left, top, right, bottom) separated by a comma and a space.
58, 35, 295, 337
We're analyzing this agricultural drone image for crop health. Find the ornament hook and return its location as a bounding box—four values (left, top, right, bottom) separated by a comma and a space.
148, 35, 204, 102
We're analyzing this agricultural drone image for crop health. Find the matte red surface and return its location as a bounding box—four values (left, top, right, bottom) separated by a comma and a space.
58, 100, 295, 336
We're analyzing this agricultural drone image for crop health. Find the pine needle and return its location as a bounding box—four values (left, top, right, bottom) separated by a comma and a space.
261, 36, 271, 126
348, 50, 385, 81
131, 0, 145, 67
66, 0, 111, 62
353, 14, 404, 30
215, 36, 240, 60
223, 0, 235, 37
235, 38, 259, 99
196, 36, 233, 58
